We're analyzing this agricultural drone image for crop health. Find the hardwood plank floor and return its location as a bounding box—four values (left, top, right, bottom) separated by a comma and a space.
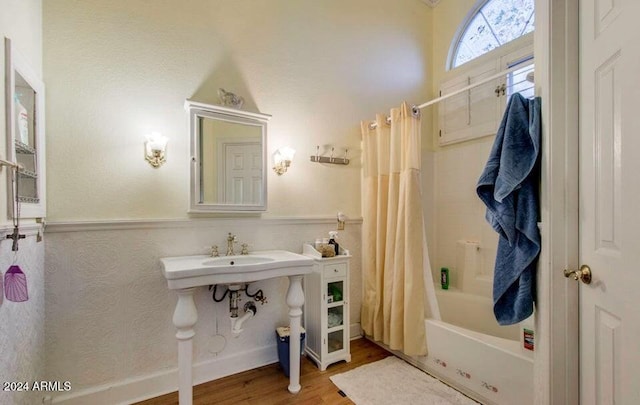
135, 337, 392, 405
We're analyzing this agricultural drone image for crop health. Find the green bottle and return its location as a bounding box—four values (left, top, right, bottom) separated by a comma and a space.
440, 267, 449, 290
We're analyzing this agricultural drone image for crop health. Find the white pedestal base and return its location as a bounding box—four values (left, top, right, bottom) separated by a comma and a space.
172, 277, 306, 403
286, 275, 304, 393
173, 288, 198, 405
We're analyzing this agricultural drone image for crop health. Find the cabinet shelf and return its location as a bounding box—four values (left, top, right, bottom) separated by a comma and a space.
327, 301, 343, 308
18, 196, 39, 204
14, 140, 36, 155
5, 37, 46, 218
18, 168, 37, 179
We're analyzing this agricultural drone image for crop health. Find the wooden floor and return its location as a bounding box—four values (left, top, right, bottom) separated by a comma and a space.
136, 338, 392, 405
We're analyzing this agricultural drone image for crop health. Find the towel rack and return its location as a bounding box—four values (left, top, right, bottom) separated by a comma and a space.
310, 146, 349, 165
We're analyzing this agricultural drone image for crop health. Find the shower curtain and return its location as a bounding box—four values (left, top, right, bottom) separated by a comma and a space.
360, 102, 438, 356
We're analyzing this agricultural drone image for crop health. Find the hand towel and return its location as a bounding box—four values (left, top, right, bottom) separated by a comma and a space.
476, 93, 541, 325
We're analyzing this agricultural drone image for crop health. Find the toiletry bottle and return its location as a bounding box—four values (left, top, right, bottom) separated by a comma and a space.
328, 231, 340, 256
440, 267, 449, 290
521, 315, 535, 351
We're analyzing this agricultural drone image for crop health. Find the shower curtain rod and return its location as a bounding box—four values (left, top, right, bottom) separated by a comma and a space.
415, 64, 531, 110
0, 158, 21, 170
367, 64, 533, 130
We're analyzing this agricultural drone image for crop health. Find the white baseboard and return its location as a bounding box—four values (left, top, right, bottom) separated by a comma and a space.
350, 322, 362, 340
51, 344, 278, 405
51, 323, 363, 405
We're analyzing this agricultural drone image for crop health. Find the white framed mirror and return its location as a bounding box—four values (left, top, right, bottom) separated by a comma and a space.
186, 100, 270, 213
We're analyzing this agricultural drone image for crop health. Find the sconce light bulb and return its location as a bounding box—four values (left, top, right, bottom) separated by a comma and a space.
145, 132, 168, 168
272, 146, 295, 175
279, 146, 296, 162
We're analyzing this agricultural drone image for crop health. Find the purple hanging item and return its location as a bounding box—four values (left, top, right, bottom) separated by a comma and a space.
0, 271, 3, 305
4, 265, 28, 302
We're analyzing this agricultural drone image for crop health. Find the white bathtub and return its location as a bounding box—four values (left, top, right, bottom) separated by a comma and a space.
416, 319, 533, 405
381, 288, 533, 405
417, 289, 533, 405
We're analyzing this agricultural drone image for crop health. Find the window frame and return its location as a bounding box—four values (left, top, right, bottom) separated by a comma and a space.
437, 44, 534, 146
446, 0, 535, 71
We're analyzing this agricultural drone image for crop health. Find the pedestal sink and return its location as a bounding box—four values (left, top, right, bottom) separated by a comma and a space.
160, 250, 313, 405
161, 250, 312, 288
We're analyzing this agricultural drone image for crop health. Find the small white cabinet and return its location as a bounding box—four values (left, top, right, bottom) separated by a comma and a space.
4, 37, 46, 218
302, 243, 351, 370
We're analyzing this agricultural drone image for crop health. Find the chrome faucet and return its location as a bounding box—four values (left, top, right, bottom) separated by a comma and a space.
226, 233, 237, 256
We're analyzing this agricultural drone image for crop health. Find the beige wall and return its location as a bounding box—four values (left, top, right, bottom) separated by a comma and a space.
430, 0, 477, 84
420, 1, 477, 271
0, 2, 45, 405
44, 0, 433, 221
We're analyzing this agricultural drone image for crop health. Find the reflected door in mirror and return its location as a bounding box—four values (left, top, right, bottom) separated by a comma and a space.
222, 143, 262, 205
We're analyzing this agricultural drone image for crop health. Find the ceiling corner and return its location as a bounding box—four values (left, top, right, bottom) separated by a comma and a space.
420, 0, 441, 7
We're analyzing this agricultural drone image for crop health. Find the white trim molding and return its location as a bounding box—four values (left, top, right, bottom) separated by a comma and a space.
45, 216, 364, 233
0, 221, 43, 236
534, 0, 580, 404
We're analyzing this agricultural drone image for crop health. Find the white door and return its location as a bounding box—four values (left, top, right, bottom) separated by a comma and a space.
579, 0, 640, 403
221, 143, 262, 205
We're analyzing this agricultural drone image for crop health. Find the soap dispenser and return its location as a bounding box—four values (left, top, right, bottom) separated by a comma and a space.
328, 231, 340, 256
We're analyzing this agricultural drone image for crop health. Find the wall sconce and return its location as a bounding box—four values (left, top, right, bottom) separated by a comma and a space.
273, 146, 295, 175
145, 132, 168, 168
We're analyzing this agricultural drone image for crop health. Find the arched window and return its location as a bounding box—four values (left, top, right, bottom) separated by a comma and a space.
449, 0, 535, 69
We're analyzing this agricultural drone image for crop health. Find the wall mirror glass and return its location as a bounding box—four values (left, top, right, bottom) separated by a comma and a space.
4, 37, 46, 218
186, 100, 270, 212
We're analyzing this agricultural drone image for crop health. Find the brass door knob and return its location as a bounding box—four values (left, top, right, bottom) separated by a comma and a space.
563, 265, 592, 284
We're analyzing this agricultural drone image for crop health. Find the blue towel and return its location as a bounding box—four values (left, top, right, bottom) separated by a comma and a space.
476, 93, 541, 325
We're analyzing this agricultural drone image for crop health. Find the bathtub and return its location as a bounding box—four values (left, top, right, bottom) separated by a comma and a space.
435, 288, 518, 341
378, 289, 533, 405
419, 319, 533, 405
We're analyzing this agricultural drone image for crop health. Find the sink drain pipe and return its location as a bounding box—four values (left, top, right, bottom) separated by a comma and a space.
231, 301, 257, 336
210, 283, 264, 336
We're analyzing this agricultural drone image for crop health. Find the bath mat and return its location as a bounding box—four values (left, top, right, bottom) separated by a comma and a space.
330, 356, 478, 405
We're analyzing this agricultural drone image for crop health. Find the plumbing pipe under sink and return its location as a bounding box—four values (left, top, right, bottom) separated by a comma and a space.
228, 284, 242, 318
231, 301, 257, 336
